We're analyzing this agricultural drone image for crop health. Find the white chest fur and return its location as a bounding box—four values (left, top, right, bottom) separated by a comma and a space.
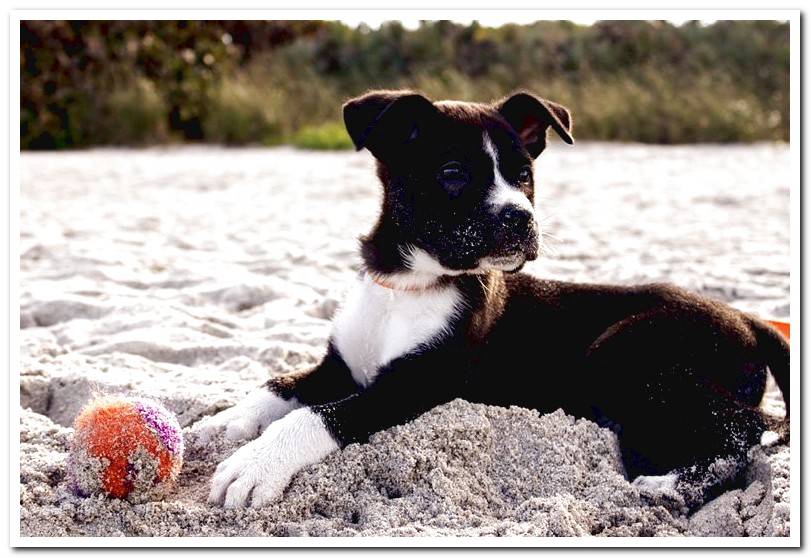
331, 275, 463, 387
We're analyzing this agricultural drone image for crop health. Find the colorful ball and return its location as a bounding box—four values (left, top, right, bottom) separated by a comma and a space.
68, 396, 184, 503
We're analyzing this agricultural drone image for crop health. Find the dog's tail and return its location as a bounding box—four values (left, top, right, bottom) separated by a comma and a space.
748, 315, 790, 441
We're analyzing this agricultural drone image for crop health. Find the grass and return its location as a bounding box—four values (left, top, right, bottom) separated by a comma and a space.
99, 79, 170, 146
290, 121, 354, 150
36, 68, 784, 151
202, 78, 284, 146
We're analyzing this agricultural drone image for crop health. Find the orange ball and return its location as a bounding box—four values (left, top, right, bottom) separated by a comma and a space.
68, 396, 184, 503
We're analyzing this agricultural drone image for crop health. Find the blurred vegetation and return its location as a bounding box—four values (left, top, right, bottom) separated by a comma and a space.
291, 122, 355, 150
21, 19, 789, 149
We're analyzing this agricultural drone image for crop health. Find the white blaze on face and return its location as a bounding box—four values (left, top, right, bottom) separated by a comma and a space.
483, 133, 535, 216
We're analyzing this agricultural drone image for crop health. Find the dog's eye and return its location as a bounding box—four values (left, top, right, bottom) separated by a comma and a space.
440, 162, 463, 179
518, 166, 532, 185
437, 161, 468, 198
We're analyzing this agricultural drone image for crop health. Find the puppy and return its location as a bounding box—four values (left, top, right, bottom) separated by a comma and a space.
198, 90, 790, 510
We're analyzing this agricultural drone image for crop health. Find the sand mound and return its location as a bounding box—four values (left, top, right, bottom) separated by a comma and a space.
19, 399, 789, 537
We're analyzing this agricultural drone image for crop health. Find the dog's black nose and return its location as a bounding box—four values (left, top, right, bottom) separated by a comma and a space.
500, 206, 533, 231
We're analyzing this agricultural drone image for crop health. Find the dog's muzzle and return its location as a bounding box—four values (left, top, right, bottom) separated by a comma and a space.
495, 206, 539, 261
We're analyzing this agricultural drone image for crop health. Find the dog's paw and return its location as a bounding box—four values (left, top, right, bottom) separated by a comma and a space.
194, 406, 264, 444
207, 408, 339, 508
208, 439, 289, 508
193, 388, 298, 444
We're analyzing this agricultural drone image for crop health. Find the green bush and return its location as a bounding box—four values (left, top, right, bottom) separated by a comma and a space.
97, 78, 170, 145
202, 77, 283, 145
291, 121, 353, 150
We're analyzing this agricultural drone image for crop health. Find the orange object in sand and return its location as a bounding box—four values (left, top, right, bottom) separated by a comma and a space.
69, 396, 184, 502
766, 319, 790, 341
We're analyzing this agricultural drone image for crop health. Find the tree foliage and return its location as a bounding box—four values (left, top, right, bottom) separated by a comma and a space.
20, 20, 789, 148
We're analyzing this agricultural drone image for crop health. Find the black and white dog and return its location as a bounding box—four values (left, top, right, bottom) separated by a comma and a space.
199, 90, 790, 510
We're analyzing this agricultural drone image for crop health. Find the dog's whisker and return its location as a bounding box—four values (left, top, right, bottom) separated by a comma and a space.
537, 212, 559, 224
538, 237, 559, 257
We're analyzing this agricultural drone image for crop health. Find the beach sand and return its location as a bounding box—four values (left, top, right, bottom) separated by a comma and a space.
19, 144, 790, 537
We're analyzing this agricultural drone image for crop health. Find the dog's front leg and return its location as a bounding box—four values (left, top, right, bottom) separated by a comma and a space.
208, 361, 456, 508
207, 405, 339, 508
192, 385, 299, 444
193, 344, 358, 443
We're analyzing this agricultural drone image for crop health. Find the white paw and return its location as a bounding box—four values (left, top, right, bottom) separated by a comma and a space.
193, 388, 299, 444
207, 408, 339, 508
632, 473, 678, 493
760, 430, 780, 447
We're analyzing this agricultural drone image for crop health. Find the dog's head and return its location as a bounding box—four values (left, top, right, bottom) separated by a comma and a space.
344, 90, 573, 279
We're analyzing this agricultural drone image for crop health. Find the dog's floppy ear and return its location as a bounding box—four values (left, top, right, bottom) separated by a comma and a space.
343, 90, 438, 160
496, 92, 573, 158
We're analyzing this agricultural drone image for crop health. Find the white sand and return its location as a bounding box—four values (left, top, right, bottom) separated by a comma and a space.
18, 144, 790, 537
